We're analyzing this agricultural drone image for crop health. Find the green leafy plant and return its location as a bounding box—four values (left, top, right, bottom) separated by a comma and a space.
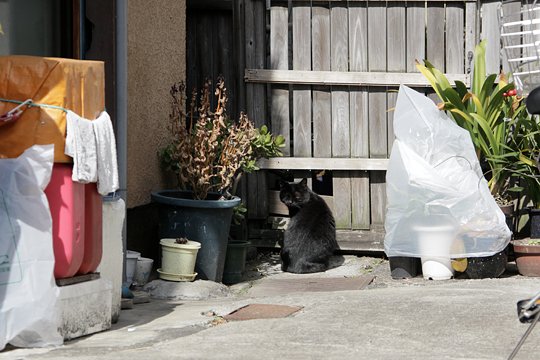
505, 110, 540, 208
159, 78, 285, 200
416, 40, 532, 202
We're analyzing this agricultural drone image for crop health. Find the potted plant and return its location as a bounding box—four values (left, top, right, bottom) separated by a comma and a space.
504, 112, 540, 238
417, 40, 526, 207
158, 237, 201, 282
512, 239, 540, 276
152, 78, 284, 282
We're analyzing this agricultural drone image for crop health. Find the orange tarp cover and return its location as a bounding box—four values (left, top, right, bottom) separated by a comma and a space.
0, 55, 105, 162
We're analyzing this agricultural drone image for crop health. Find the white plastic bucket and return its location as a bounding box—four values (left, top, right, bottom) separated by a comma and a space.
414, 224, 456, 280
134, 257, 154, 286
160, 239, 201, 277
125, 250, 141, 285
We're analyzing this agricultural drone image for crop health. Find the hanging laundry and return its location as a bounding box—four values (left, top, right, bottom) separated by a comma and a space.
65, 110, 98, 183
93, 111, 119, 196
64, 111, 119, 196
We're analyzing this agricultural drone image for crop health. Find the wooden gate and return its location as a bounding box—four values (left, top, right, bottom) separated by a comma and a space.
223, 0, 515, 250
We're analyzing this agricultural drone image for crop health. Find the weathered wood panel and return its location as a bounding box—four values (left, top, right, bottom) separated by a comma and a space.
312, 5, 332, 158
367, 3, 387, 228
270, 5, 290, 156
446, 2, 465, 73
349, 1, 369, 230
427, 2, 445, 104
331, 3, 352, 229
465, 1, 477, 74
293, 5, 312, 157
406, 2, 426, 72
386, 2, 406, 154
235, 0, 498, 250
245, 0, 267, 219
481, 1, 501, 75
245, 68, 470, 85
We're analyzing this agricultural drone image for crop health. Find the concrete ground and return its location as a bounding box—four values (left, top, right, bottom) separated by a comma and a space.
1, 253, 539, 360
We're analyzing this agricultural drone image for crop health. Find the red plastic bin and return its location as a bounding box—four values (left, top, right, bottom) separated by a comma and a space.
44, 163, 85, 279
78, 183, 103, 274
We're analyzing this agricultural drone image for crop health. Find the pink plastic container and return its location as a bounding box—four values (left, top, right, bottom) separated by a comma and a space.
78, 183, 103, 274
44, 163, 85, 279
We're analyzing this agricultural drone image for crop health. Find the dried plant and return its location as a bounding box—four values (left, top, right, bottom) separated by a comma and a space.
159, 77, 284, 200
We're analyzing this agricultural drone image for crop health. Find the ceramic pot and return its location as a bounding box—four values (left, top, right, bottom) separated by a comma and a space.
159, 238, 201, 281
512, 239, 540, 277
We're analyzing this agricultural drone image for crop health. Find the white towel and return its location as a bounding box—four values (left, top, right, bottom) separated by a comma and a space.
92, 111, 119, 196
65, 110, 98, 183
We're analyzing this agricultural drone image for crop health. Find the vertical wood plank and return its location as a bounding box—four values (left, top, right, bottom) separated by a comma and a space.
245, 0, 268, 219
293, 4, 312, 157
465, 1, 477, 74
427, 2, 445, 104
480, 1, 501, 75
270, 5, 290, 156
406, 2, 425, 72
217, 15, 236, 117
331, 3, 351, 229
233, 0, 246, 113
426, 2, 445, 70
232, 0, 248, 224
386, 1, 406, 153
330, 4, 349, 157
349, 1, 369, 230
446, 2, 465, 74
312, 5, 331, 158
368, 2, 387, 228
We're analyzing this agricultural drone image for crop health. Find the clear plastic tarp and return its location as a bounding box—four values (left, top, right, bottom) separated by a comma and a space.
384, 86, 511, 258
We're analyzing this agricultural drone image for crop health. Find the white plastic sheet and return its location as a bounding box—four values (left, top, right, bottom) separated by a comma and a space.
0, 144, 63, 350
384, 86, 511, 258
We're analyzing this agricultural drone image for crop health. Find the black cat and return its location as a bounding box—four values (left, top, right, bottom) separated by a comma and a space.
279, 178, 338, 273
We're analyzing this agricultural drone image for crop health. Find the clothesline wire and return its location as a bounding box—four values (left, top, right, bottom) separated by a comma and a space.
0, 98, 69, 113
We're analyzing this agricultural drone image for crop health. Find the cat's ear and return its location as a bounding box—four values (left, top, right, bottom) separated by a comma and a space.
299, 178, 308, 187
279, 179, 288, 189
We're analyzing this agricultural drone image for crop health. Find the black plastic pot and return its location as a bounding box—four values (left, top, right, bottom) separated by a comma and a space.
465, 250, 508, 279
530, 208, 540, 239
389, 257, 420, 279
151, 190, 241, 282
222, 240, 250, 285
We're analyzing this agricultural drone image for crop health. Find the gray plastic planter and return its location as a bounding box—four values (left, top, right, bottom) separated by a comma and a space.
151, 190, 241, 282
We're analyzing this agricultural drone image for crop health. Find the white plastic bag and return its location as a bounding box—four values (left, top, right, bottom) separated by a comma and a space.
384, 85, 511, 258
0, 144, 63, 350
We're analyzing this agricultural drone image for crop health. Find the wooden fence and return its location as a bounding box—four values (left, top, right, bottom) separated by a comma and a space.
188, 0, 522, 250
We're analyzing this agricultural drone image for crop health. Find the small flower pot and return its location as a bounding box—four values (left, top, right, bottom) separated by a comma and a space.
530, 208, 540, 239
159, 238, 201, 282
388, 257, 420, 279
512, 239, 540, 277
222, 240, 250, 285
413, 223, 456, 280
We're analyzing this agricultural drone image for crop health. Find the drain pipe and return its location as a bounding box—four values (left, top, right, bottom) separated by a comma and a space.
115, 0, 128, 282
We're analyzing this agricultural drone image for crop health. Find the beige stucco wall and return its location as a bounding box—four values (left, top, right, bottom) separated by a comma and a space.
127, 0, 186, 208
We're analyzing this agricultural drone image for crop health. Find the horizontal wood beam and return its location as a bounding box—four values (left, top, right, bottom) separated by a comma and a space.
258, 157, 389, 171
245, 69, 469, 87
277, 0, 474, 2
